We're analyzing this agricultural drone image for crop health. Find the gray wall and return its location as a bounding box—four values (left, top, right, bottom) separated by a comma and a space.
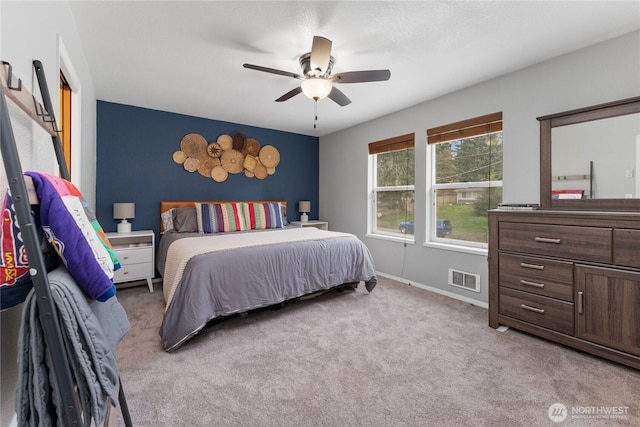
1, 2, 98, 426
319, 30, 640, 305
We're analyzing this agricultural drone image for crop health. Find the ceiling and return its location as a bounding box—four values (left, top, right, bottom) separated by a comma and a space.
69, 1, 640, 137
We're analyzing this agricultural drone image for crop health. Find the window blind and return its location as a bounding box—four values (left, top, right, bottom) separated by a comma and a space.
368, 133, 415, 155
427, 112, 502, 145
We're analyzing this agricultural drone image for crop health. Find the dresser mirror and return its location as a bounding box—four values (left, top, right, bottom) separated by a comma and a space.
538, 96, 640, 210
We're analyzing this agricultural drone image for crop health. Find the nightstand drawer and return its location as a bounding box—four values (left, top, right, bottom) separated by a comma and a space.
114, 262, 152, 283
116, 247, 152, 266
106, 230, 155, 292
499, 287, 574, 335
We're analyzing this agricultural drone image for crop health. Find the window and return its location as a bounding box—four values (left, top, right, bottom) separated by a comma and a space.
427, 113, 503, 247
368, 133, 415, 240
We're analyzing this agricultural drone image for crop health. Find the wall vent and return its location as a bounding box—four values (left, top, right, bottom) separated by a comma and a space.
448, 268, 480, 293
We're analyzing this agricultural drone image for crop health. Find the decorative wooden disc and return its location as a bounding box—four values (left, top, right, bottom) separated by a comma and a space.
232, 132, 246, 151
259, 145, 280, 168
197, 157, 220, 177
243, 155, 258, 172
211, 165, 228, 182
180, 133, 207, 157
254, 160, 268, 179
217, 134, 233, 151
183, 157, 199, 172
220, 149, 244, 174
244, 138, 261, 156
207, 142, 222, 158
172, 150, 187, 164
267, 167, 276, 175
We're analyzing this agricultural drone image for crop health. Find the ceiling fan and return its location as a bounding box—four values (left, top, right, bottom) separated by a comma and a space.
243, 36, 391, 107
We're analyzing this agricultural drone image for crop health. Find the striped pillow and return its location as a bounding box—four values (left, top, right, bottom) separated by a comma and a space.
243, 202, 284, 230
195, 203, 249, 233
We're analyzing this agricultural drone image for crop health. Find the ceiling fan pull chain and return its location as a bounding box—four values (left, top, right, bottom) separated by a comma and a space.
314, 99, 318, 129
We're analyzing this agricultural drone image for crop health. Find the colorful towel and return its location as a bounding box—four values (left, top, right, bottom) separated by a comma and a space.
1, 192, 38, 309
0, 172, 119, 307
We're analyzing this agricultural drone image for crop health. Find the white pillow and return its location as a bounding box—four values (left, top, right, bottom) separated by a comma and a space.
161, 208, 174, 233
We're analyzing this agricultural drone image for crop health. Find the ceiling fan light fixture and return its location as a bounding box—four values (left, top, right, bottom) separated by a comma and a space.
301, 78, 332, 100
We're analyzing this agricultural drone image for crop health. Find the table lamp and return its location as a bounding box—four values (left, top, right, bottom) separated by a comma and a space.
298, 200, 310, 222
113, 202, 135, 233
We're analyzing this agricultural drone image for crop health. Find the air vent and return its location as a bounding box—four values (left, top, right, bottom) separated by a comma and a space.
448, 269, 480, 293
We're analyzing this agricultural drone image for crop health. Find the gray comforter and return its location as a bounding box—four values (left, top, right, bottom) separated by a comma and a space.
158, 228, 377, 352
16, 265, 130, 427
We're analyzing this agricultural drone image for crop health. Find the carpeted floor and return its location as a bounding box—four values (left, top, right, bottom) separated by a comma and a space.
109, 276, 640, 426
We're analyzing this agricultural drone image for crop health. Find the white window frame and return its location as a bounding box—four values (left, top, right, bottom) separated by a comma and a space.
426, 113, 503, 251
368, 161, 415, 242
367, 137, 415, 243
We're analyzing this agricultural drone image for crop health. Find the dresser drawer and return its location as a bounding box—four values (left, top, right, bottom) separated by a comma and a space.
613, 229, 640, 269
114, 262, 152, 283
116, 247, 153, 266
499, 222, 612, 263
499, 287, 574, 335
499, 253, 573, 301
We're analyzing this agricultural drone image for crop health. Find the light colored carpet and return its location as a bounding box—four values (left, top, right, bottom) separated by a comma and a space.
109, 276, 639, 426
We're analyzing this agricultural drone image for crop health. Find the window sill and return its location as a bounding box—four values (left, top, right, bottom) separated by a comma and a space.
366, 233, 416, 245
422, 241, 488, 256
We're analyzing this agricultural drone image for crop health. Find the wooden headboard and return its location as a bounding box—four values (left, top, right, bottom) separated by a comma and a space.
159, 200, 287, 232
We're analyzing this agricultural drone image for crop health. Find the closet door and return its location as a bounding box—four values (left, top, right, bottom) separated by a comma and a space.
575, 265, 640, 357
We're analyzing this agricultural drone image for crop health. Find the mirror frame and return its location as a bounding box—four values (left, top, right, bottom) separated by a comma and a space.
538, 96, 640, 211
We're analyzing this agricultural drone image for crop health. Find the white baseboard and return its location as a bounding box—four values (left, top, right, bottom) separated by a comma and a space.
375, 271, 489, 309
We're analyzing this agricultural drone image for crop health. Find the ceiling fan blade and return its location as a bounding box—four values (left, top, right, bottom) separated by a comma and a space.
327, 86, 351, 106
310, 36, 332, 72
331, 69, 391, 84
275, 86, 303, 102
243, 63, 303, 80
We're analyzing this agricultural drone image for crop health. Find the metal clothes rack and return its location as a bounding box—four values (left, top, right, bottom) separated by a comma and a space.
551, 160, 594, 199
1, 60, 132, 426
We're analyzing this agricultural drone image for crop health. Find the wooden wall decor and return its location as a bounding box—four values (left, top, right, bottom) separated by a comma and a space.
172, 132, 280, 182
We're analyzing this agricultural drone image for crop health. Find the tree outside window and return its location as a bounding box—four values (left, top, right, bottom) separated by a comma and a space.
369, 134, 415, 239
429, 113, 503, 247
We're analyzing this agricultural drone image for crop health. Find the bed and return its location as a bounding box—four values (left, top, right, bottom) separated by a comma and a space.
156, 200, 377, 351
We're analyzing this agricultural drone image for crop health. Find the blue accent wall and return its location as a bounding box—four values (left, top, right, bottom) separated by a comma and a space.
96, 101, 319, 237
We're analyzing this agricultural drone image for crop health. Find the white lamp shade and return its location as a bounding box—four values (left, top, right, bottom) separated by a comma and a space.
298, 201, 311, 213
113, 203, 135, 219
301, 78, 332, 100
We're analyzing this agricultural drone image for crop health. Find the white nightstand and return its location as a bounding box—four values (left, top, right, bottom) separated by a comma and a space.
106, 230, 155, 292
290, 220, 329, 230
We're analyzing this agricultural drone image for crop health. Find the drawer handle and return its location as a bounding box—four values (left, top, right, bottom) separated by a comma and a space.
578, 291, 583, 315
520, 279, 545, 289
534, 237, 561, 244
520, 304, 545, 314
520, 262, 544, 270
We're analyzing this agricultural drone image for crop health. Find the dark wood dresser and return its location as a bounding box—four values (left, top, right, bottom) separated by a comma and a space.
488, 209, 640, 369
